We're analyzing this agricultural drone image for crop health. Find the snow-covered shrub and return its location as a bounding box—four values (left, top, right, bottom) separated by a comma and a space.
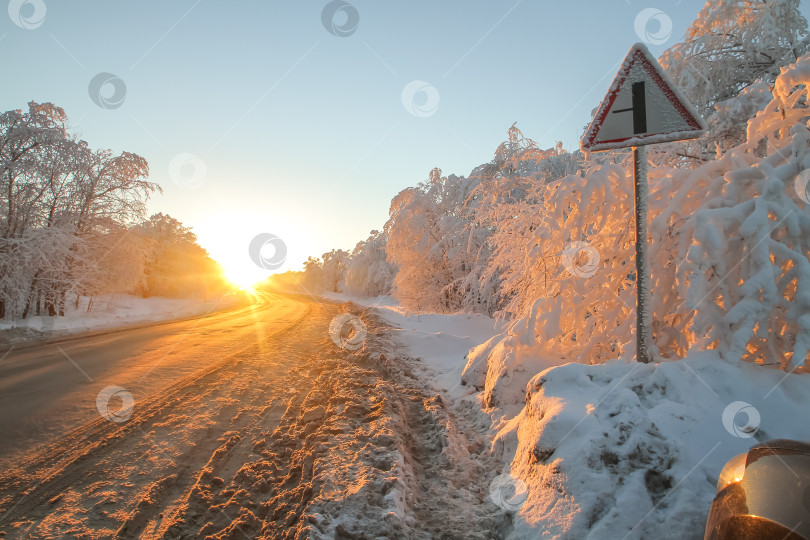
666, 54, 810, 370
462, 159, 640, 417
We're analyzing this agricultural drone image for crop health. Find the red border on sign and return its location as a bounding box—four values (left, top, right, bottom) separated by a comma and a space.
581, 46, 704, 151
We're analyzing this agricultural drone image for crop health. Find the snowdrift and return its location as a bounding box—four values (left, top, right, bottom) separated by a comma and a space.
497, 352, 810, 539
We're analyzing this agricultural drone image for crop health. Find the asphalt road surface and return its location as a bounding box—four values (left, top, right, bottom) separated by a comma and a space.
0, 291, 307, 466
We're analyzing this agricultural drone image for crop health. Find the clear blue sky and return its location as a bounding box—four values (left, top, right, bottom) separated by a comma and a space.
5, 0, 807, 280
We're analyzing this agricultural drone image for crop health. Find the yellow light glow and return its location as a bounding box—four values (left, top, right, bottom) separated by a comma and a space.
223, 263, 267, 290
191, 210, 309, 291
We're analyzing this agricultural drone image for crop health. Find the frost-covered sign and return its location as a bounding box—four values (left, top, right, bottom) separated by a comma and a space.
581, 43, 705, 153
580, 43, 706, 364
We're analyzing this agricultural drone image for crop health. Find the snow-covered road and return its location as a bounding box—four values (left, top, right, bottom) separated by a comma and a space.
0, 293, 508, 539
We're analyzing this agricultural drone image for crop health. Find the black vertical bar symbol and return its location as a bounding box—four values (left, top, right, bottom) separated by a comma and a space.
632, 81, 646, 134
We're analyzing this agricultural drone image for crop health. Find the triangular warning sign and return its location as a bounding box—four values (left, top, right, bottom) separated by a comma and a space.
581, 43, 706, 153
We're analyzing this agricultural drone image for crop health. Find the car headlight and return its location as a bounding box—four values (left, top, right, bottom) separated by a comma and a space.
705, 439, 810, 540
715, 452, 747, 492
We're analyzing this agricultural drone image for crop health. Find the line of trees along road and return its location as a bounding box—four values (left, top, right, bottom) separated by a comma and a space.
282, 0, 810, 371
0, 102, 227, 322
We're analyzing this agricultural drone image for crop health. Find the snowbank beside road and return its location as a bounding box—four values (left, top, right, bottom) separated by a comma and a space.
331, 293, 810, 539
501, 352, 810, 539
321, 292, 502, 394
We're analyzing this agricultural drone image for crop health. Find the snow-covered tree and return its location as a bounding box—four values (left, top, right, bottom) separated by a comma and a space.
0, 102, 176, 321
660, 0, 809, 115
385, 167, 491, 313
137, 213, 227, 299
342, 230, 394, 297
300, 256, 325, 292
475, 126, 586, 319
321, 249, 349, 293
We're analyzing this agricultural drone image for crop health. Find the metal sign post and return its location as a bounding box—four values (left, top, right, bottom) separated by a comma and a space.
633, 145, 651, 363
580, 43, 706, 363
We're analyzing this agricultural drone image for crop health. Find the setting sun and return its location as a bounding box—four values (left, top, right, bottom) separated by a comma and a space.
223, 263, 267, 290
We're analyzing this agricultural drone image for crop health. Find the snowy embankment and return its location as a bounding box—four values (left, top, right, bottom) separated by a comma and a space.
497, 353, 810, 539
328, 293, 810, 539
0, 293, 237, 344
